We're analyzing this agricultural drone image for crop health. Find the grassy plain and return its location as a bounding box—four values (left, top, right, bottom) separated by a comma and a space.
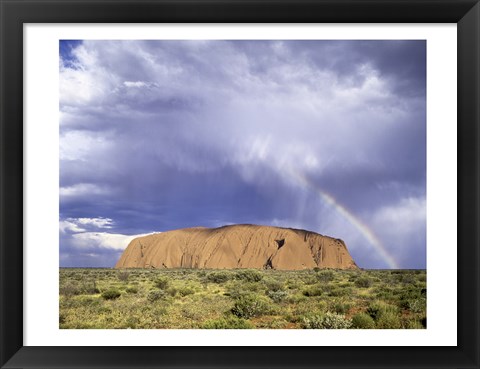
59, 268, 426, 329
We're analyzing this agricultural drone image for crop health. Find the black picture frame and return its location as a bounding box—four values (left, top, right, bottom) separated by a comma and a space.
1, 1, 479, 368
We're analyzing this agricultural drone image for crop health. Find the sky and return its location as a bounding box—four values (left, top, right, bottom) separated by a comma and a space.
59, 40, 426, 269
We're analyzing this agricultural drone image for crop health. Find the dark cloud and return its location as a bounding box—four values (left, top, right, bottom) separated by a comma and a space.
60, 40, 426, 269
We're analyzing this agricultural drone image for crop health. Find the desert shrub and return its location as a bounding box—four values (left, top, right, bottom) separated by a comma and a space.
376, 311, 402, 329
321, 312, 352, 329
302, 313, 352, 329
177, 286, 195, 297
303, 284, 323, 297
126, 287, 138, 294
417, 274, 427, 282
117, 270, 130, 282
202, 316, 254, 329
166, 287, 178, 296
407, 298, 426, 313
328, 286, 352, 297
147, 289, 167, 302
60, 283, 82, 297
235, 270, 263, 282
355, 277, 372, 288
316, 270, 335, 283
60, 280, 100, 296
374, 286, 395, 300
206, 271, 231, 283
405, 319, 424, 329
225, 281, 263, 299
101, 289, 121, 300
366, 301, 399, 321
231, 294, 270, 319
266, 290, 289, 303
154, 277, 170, 290
351, 313, 376, 329
331, 301, 352, 314
301, 315, 324, 329
263, 279, 284, 292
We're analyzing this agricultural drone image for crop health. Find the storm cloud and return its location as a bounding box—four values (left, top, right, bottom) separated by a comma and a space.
60, 40, 426, 269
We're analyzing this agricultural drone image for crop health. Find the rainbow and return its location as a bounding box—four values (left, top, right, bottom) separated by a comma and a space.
289, 170, 399, 269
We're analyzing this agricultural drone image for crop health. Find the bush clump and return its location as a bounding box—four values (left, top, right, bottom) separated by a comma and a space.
321, 312, 353, 329
202, 316, 254, 329
147, 289, 167, 302
154, 277, 170, 290
351, 313, 376, 329
235, 270, 263, 282
126, 287, 138, 294
355, 277, 372, 288
101, 289, 121, 300
302, 284, 323, 297
266, 290, 289, 303
366, 301, 399, 321
206, 271, 231, 284
376, 311, 402, 329
302, 312, 352, 329
117, 270, 130, 282
316, 270, 335, 283
231, 294, 270, 319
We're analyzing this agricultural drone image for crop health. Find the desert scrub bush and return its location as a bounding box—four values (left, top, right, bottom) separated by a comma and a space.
316, 270, 335, 283
117, 270, 130, 282
202, 316, 254, 329
366, 301, 399, 321
60, 283, 82, 297
231, 294, 271, 319
328, 286, 352, 297
147, 289, 167, 302
302, 284, 323, 297
154, 277, 170, 290
235, 269, 263, 282
266, 289, 289, 303
60, 280, 99, 296
301, 315, 324, 329
126, 286, 138, 294
101, 289, 121, 300
330, 301, 352, 314
302, 313, 352, 329
225, 281, 263, 299
206, 271, 231, 283
376, 311, 402, 329
407, 298, 426, 313
351, 313, 376, 329
405, 319, 424, 329
263, 278, 284, 292
177, 285, 196, 297
321, 312, 353, 329
355, 277, 373, 288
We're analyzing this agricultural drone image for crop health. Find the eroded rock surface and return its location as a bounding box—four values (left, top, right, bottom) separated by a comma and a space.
115, 224, 358, 270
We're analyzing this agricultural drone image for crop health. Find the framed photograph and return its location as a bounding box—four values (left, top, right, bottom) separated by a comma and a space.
1, 0, 479, 368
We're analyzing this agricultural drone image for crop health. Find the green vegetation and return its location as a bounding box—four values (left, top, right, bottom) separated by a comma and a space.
59, 268, 426, 329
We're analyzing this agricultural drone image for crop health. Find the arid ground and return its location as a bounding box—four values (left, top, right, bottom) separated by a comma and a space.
59, 268, 426, 329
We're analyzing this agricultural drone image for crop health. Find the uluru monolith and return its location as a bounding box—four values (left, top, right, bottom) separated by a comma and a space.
115, 224, 358, 270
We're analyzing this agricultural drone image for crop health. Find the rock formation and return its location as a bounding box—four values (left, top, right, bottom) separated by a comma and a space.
115, 224, 358, 270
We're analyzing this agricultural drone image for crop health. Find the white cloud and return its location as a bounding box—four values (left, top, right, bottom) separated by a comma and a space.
60, 217, 114, 233
71, 231, 156, 251
60, 216, 157, 251
60, 183, 110, 198
124, 81, 147, 88
59, 220, 86, 233
373, 196, 426, 235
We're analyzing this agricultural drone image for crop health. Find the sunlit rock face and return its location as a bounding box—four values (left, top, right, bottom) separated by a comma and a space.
115, 224, 358, 270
